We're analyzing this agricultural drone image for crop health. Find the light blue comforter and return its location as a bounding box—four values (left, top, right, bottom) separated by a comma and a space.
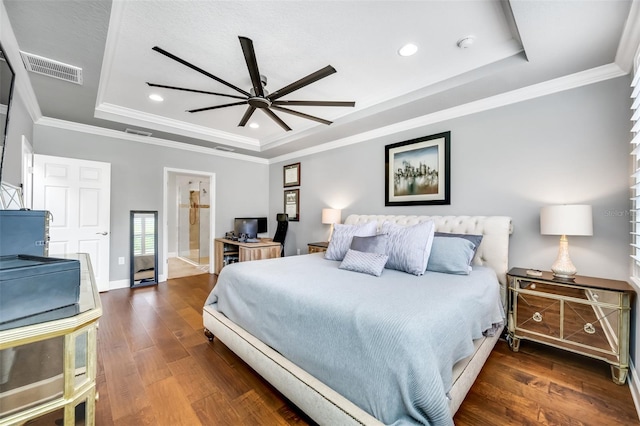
205, 253, 504, 426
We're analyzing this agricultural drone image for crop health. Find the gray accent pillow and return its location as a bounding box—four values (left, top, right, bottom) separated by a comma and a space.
434, 232, 483, 258
427, 237, 476, 275
324, 221, 378, 261
380, 220, 435, 276
339, 249, 389, 277
350, 234, 388, 254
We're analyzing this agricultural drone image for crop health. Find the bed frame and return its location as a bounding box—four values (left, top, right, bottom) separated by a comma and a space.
203, 214, 513, 425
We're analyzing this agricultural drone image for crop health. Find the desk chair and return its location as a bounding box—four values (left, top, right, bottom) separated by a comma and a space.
273, 213, 288, 257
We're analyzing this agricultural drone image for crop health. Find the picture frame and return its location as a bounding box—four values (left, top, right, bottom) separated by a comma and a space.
385, 131, 450, 206
284, 189, 299, 221
283, 162, 301, 187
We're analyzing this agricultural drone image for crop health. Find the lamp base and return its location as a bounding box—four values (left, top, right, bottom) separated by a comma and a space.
551, 235, 577, 279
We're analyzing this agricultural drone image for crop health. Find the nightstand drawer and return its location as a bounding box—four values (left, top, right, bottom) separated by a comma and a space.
308, 242, 328, 254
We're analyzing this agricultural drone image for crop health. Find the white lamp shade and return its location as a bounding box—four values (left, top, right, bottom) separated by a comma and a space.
321, 208, 341, 225
540, 205, 593, 236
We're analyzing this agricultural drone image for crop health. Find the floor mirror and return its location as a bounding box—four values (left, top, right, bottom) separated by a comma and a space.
130, 210, 158, 287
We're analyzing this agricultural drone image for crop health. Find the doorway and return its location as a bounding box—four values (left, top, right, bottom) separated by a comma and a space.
164, 169, 215, 280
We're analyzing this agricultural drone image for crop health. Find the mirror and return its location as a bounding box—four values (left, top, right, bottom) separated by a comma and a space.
0, 43, 16, 184
130, 210, 158, 287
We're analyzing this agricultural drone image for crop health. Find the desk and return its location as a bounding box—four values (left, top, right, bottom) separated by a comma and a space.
214, 238, 281, 275
0, 253, 101, 425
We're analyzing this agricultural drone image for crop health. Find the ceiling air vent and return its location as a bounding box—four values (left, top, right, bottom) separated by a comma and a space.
124, 128, 152, 137
214, 146, 235, 152
20, 51, 83, 85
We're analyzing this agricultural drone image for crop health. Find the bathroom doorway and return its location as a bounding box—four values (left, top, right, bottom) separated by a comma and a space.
164, 169, 215, 280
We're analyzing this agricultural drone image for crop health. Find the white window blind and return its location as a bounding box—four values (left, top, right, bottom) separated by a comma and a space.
630, 52, 640, 283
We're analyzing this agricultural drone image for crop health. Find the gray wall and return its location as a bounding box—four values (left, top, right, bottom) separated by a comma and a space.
270, 76, 632, 282
33, 125, 270, 282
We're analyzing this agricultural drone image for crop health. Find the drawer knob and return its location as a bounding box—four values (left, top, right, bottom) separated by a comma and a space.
584, 323, 596, 334
533, 312, 543, 322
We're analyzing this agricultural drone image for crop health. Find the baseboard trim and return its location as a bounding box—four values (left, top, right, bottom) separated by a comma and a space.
109, 279, 130, 290
629, 359, 640, 421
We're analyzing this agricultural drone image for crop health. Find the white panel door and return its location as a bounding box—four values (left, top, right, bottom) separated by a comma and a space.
33, 154, 111, 292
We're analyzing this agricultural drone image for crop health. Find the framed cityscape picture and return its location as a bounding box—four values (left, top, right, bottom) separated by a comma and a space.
385, 131, 450, 206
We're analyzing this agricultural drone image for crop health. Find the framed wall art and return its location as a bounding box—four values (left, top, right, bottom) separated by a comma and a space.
284, 189, 299, 221
385, 131, 450, 206
283, 162, 301, 187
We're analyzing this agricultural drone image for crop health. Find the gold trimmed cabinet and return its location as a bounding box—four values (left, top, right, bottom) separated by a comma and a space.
507, 267, 632, 384
0, 253, 102, 425
214, 238, 281, 275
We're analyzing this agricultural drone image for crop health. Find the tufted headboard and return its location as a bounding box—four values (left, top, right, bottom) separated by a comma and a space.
344, 215, 513, 305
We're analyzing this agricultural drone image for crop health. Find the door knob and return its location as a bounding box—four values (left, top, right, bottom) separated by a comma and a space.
96, 232, 109, 236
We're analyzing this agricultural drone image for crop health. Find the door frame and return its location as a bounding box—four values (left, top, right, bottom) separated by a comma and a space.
162, 167, 216, 281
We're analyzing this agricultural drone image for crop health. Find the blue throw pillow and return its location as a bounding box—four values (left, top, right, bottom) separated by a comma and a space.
427, 237, 476, 275
434, 232, 483, 258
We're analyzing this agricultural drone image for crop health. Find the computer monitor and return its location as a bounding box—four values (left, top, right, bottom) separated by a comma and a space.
234, 218, 259, 239
234, 217, 267, 235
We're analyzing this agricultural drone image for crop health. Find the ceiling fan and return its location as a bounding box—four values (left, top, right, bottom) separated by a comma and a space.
146, 36, 355, 131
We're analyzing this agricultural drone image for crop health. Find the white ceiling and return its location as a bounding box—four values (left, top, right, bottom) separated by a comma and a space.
3, 0, 638, 160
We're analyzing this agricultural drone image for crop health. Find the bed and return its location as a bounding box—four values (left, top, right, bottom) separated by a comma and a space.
203, 214, 513, 425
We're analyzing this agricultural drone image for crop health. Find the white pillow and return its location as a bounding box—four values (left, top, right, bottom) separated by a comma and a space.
380, 220, 435, 275
324, 221, 378, 261
339, 249, 389, 277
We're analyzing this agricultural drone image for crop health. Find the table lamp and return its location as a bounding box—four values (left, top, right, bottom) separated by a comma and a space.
321, 208, 341, 241
540, 204, 593, 279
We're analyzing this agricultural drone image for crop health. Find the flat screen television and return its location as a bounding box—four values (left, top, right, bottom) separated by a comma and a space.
234, 217, 267, 239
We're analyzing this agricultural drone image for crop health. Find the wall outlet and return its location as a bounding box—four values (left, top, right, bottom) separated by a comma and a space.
296, 248, 301, 255
118, 257, 125, 265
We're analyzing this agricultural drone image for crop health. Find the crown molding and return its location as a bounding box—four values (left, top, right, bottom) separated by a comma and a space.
268, 63, 626, 164
615, 0, 640, 73
94, 102, 261, 151
35, 116, 269, 164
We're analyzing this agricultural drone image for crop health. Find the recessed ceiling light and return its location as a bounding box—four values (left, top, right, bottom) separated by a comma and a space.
149, 94, 163, 102
249, 122, 260, 129
398, 43, 418, 57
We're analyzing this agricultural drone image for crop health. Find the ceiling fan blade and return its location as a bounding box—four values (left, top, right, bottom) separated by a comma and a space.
238, 37, 264, 98
238, 106, 257, 127
272, 100, 355, 107
271, 105, 332, 125
152, 46, 251, 97
267, 65, 337, 101
187, 101, 248, 113
146, 82, 247, 100
261, 108, 292, 131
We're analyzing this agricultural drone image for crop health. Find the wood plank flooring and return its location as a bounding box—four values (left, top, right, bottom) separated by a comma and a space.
36, 273, 639, 425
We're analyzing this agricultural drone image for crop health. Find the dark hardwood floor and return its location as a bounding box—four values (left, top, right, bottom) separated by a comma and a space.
46, 273, 639, 425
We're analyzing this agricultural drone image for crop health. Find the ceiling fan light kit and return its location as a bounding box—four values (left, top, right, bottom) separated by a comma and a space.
147, 36, 355, 131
